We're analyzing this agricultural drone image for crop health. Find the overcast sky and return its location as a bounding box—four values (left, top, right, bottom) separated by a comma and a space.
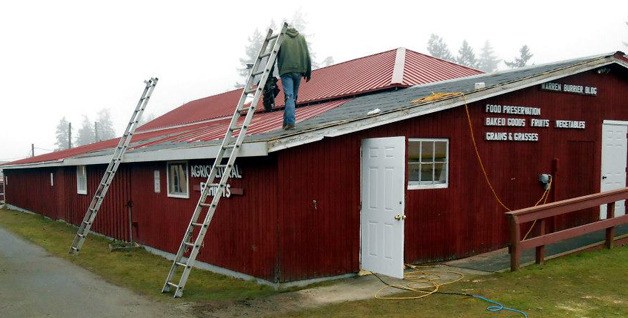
1, 0, 626, 162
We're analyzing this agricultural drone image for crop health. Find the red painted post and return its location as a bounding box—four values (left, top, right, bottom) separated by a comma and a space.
535, 219, 546, 265
605, 202, 615, 249
509, 215, 521, 271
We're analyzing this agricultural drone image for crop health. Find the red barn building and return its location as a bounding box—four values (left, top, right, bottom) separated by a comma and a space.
2, 49, 628, 284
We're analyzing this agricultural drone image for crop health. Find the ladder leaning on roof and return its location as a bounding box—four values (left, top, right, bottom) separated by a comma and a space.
162, 22, 288, 298
69, 77, 158, 254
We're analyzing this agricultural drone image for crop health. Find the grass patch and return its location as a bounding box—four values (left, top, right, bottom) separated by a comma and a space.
276, 246, 628, 318
0, 208, 276, 303
2, 207, 626, 317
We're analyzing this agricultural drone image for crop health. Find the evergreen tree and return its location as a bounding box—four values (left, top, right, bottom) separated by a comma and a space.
456, 40, 478, 68
236, 11, 332, 85
75, 115, 95, 146
138, 112, 156, 126
54, 117, 71, 151
95, 108, 115, 141
320, 56, 335, 68
235, 28, 264, 88
505, 45, 533, 68
477, 41, 500, 72
427, 34, 454, 62
289, 10, 319, 69
624, 20, 627, 47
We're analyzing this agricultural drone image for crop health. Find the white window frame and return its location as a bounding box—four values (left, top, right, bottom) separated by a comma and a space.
50, 172, 54, 187
407, 138, 449, 190
77, 166, 87, 195
167, 161, 189, 198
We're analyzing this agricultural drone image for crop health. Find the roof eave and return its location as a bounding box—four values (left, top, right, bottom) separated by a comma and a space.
266, 56, 620, 153
2, 142, 269, 169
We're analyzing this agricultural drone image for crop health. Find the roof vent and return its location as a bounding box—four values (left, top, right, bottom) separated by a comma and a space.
474, 82, 486, 90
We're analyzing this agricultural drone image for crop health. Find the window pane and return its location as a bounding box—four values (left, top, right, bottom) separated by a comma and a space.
408, 163, 421, 182
420, 163, 434, 182
408, 139, 448, 188
408, 141, 421, 162
420, 142, 434, 162
168, 162, 188, 197
435, 162, 447, 183
434, 142, 447, 162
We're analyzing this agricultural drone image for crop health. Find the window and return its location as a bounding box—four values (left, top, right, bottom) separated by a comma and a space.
77, 166, 87, 194
408, 139, 448, 189
153, 170, 161, 193
167, 162, 189, 198
50, 172, 54, 187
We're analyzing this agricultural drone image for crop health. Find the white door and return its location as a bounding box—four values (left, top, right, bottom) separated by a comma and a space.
360, 137, 405, 278
601, 122, 628, 219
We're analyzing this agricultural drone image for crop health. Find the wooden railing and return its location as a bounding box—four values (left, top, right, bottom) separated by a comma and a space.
506, 188, 628, 271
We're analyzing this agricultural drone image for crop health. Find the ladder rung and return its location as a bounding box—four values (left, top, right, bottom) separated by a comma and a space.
176, 262, 188, 268
166, 282, 179, 288
82, 220, 91, 225
229, 125, 245, 132
223, 144, 239, 150
259, 52, 272, 59
244, 87, 258, 94
183, 241, 195, 247
70, 246, 79, 251
268, 34, 280, 40
77, 233, 85, 238
191, 222, 203, 227
251, 70, 266, 76
240, 106, 256, 113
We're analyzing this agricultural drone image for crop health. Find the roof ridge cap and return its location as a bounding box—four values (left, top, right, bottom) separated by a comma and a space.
391, 47, 406, 84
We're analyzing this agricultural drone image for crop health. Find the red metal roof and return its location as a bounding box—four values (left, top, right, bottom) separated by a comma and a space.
6, 48, 481, 166
139, 48, 481, 132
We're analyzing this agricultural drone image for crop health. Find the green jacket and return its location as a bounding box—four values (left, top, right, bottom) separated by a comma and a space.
277, 28, 312, 79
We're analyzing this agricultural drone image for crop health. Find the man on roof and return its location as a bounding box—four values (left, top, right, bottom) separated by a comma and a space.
277, 26, 312, 130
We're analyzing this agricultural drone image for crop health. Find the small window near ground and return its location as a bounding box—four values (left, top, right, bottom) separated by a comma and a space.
408, 139, 449, 189
77, 166, 87, 194
154, 170, 161, 193
167, 162, 189, 198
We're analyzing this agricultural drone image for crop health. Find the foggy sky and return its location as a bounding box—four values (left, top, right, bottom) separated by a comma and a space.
1, 0, 626, 161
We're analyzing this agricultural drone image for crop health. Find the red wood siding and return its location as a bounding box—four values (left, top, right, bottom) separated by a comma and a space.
129, 157, 279, 281
277, 137, 361, 282
4, 67, 627, 283
5, 165, 132, 241
276, 68, 628, 278
4, 168, 57, 218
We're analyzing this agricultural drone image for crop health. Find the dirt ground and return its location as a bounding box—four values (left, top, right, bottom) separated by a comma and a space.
189, 266, 489, 317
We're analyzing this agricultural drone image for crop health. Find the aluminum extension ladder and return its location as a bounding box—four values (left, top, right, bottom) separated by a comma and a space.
69, 78, 158, 254
162, 23, 288, 298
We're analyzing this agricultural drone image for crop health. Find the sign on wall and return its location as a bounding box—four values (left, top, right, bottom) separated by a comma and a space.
541, 82, 597, 96
483, 100, 588, 142
190, 164, 244, 197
